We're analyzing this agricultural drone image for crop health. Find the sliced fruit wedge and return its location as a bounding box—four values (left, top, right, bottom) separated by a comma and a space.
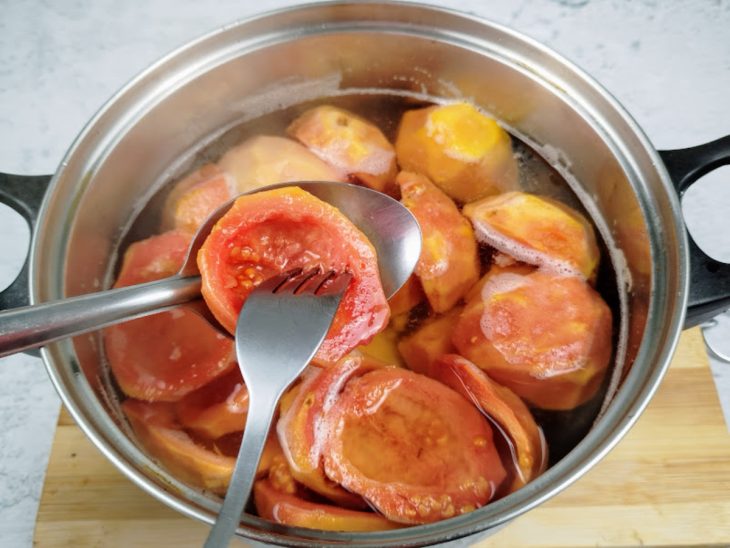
397, 307, 462, 377
277, 358, 381, 509
197, 186, 390, 365
174, 368, 249, 439
105, 231, 234, 401
397, 171, 480, 313
217, 135, 345, 193
431, 354, 547, 491
162, 164, 236, 234
124, 400, 281, 495
322, 368, 506, 524
254, 479, 402, 531
395, 102, 518, 203
288, 105, 397, 194
452, 266, 613, 410
123, 400, 235, 495
463, 191, 600, 282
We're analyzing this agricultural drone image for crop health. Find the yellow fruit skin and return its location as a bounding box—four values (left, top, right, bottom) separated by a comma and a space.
395, 103, 518, 203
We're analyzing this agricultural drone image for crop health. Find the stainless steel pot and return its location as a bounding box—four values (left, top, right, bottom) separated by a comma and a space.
2, 2, 729, 546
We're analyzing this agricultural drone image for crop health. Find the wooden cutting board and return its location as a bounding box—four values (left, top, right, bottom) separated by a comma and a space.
34, 329, 730, 547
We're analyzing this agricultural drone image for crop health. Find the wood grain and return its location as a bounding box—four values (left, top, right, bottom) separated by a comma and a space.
34, 329, 730, 547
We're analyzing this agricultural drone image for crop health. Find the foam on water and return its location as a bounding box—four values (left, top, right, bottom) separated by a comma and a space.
308, 139, 394, 177
471, 218, 584, 280
480, 272, 530, 304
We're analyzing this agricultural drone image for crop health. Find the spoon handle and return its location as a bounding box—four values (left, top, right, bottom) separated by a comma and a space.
0, 275, 201, 358
203, 392, 276, 548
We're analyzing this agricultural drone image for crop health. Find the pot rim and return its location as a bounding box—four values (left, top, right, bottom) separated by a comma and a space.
30, 1, 689, 545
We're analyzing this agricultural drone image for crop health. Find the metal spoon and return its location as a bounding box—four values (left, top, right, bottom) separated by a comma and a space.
0, 181, 422, 358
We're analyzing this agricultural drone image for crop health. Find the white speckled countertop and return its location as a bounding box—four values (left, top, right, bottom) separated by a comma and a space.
1, 1, 729, 546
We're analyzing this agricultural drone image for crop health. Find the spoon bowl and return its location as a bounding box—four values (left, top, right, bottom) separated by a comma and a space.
0, 181, 421, 356
180, 181, 422, 298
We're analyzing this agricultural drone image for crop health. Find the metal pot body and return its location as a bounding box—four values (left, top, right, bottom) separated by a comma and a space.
27, 2, 688, 546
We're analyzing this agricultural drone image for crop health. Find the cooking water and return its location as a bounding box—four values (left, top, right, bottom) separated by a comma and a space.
115, 93, 621, 478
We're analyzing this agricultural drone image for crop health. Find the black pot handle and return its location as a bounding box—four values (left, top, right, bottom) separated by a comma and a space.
0, 173, 52, 313
659, 135, 730, 328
